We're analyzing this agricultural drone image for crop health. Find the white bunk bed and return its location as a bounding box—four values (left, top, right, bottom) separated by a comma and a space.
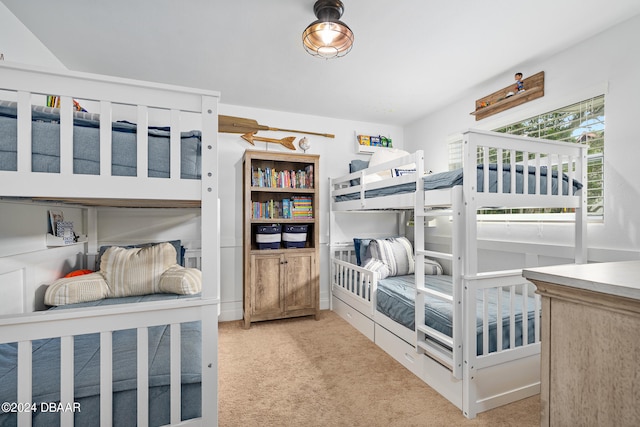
0, 62, 220, 426
329, 129, 587, 418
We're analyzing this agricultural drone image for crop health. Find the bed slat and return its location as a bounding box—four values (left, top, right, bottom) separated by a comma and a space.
60, 335, 74, 426
482, 288, 489, 355
546, 154, 553, 196
59, 96, 74, 175
497, 288, 503, 353
17, 340, 32, 427
137, 327, 149, 426
509, 287, 516, 349
136, 105, 149, 179
99, 101, 113, 177
521, 283, 529, 345
100, 331, 113, 427
17, 91, 32, 174
170, 109, 181, 181
170, 323, 182, 424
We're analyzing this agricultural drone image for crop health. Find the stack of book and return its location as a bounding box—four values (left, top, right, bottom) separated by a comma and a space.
291, 196, 313, 219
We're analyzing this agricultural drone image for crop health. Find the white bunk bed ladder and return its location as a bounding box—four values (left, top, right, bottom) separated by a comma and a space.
414, 184, 464, 379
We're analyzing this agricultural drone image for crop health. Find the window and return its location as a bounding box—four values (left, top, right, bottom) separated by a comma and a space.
449, 95, 605, 218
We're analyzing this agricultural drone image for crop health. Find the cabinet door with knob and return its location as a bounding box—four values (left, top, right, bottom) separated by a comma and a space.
246, 249, 317, 328
249, 252, 285, 320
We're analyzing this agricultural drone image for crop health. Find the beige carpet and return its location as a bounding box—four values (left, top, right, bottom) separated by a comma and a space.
218, 310, 539, 427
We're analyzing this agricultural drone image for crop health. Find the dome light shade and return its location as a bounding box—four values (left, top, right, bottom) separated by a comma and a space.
303, 0, 354, 59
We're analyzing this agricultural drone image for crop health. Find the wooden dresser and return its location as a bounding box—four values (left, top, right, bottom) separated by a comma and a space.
523, 261, 640, 427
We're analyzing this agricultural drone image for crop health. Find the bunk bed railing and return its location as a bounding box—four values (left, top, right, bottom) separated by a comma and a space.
331, 250, 378, 317
462, 129, 588, 210
0, 62, 220, 202
465, 272, 542, 357
330, 151, 424, 210
0, 298, 218, 427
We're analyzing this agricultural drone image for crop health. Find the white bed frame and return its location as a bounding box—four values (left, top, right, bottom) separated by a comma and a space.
330, 129, 587, 418
0, 62, 220, 426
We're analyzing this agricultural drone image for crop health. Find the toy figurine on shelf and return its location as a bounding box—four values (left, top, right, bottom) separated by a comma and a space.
515, 72, 525, 93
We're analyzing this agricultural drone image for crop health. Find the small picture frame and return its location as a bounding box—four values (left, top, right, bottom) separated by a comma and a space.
48, 210, 64, 235
56, 221, 75, 244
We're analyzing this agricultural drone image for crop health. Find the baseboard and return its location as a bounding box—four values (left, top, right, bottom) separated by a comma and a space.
218, 296, 330, 322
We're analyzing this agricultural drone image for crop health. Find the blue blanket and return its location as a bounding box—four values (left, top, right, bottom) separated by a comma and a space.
375, 274, 537, 355
0, 294, 201, 426
0, 101, 201, 179
335, 163, 582, 202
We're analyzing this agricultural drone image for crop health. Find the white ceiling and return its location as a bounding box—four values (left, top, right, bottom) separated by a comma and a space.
4, 0, 640, 126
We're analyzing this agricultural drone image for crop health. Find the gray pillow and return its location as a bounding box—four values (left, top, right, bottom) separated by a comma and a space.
349, 159, 369, 186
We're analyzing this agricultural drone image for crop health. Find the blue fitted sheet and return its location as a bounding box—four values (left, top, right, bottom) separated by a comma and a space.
0, 294, 201, 427
0, 101, 201, 179
335, 164, 582, 202
375, 274, 537, 355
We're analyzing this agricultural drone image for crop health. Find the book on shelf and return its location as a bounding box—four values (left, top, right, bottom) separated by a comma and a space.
305, 165, 313, 188
282, 198, 291, 219
251, 166, 314, 189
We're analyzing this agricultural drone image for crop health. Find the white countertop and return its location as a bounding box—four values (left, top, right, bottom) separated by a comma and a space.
523, 260, 640, 301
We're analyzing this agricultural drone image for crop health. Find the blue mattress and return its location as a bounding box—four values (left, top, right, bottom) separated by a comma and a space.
0, 293, 201, 427
0, 101, 201, 179
335, 164, 582, 202
375, 274, 537, 355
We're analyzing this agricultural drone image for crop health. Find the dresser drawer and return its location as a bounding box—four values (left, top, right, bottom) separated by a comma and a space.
375, 323, 424, 378
332, 295, 374, 341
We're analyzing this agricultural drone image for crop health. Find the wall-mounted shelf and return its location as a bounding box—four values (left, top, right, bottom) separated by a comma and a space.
356, 144, 390, 154
46, 233, 88, 247
354, 131, 393, 154
471, 71, 545, 121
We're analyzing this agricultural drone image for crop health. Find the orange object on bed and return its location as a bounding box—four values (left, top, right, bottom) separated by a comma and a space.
64, 269, 94, 278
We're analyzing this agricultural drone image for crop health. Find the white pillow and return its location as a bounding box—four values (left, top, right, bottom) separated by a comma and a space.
365, 148, 413, 182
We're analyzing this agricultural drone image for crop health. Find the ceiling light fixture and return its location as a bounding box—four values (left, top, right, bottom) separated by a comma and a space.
302, 0, 354, 59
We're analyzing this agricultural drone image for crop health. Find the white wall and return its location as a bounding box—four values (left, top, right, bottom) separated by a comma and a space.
405, 14, 640, 262
0, 2, 65, 68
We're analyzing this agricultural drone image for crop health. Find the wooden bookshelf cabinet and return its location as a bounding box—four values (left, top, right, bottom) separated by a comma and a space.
242, 150, 320, 328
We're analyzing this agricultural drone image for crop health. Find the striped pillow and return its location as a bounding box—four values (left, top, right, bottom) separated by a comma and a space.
362, 258, 390, 279
101, 242, 178, 297
159, 266, 202, 294
44, 273, 110, 306
367, 237, 414, 277
424, 258, 444, 275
